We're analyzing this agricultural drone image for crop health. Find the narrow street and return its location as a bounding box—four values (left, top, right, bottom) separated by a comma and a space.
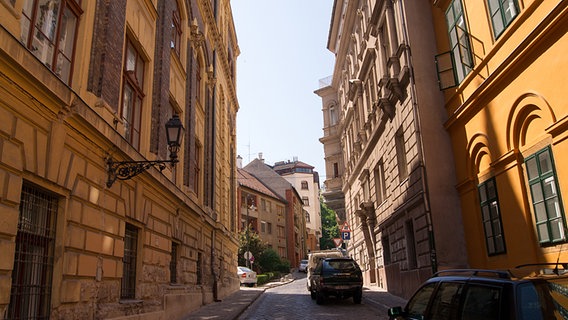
238, 272, 405, 320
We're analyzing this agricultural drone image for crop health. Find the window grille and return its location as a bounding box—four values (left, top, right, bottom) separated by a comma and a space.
197, 252, 203, 285
121, 224, 138, 299
8, 184, 58, 320
170, 242, 178, 283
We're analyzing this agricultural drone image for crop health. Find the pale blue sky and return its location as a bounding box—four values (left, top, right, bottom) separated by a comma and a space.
232, 1, 335, 179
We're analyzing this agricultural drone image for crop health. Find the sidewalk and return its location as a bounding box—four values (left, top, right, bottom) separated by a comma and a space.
182, 274, 407, 320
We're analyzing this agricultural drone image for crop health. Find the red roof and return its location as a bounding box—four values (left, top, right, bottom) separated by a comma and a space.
237, 168, 280, 200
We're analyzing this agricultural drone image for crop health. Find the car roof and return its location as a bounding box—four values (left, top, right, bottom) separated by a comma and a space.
425, 267, 568, 286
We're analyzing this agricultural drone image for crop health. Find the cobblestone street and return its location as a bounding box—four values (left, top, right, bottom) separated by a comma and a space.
238, 273, 406, 320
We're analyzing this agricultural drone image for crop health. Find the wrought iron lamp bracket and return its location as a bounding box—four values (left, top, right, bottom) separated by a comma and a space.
106, 158, 178, 188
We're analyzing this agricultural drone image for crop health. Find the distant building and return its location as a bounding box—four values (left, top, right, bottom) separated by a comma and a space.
242, 157, 307, 268
273, 159, 322, 255
237, 168, 288, 262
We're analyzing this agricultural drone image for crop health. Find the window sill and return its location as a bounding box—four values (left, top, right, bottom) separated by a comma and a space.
119, 299, 143, 304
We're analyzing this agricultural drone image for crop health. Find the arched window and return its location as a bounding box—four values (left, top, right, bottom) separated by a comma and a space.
330, 104, 338, 125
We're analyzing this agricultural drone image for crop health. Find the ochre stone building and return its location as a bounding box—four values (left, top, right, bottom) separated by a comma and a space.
431, 0, 568, 269
0, 0, 240, 318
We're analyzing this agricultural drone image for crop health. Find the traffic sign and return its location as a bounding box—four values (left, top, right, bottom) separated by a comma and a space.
340, 221, 351, 233
333, 238, 343, 247
244, 251, 254, 260
341, 231, 351, 241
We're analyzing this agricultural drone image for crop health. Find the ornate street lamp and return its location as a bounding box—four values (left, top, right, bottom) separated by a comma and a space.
106, 115, 184, 188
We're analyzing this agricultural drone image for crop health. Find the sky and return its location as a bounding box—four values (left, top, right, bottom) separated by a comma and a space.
231, 1, 335, 180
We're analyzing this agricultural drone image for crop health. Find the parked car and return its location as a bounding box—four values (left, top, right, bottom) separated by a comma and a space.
237, 266, 257, 287
388, 264, 568, 320
310, 257, 363, 305
299, 259, 308, 272
306, 249, 345, 293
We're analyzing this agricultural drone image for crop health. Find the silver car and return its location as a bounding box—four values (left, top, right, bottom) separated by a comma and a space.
237, 266, 257, 287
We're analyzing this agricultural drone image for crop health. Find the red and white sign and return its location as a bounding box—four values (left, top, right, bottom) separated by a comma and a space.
333, 238, 343, 247
340, 221, 351, 233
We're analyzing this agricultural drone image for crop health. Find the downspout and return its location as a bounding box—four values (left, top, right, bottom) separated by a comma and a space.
397, 0, 438, 273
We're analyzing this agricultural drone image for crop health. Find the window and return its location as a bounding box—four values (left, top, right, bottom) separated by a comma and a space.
302, 196, 309, 206
261, 198, 266, 211
194, 139, 201, 194
382, 235, 391, 265
405, 220, 417, 269
374, 160, 386, 204
436, 0, 473, 88
525, 147, 566, 244
406, 283, 436, 318
122, 223, 138, 299
196, 61, 202, 102
267, 222, 272, 234
333, 163, 339, 178
461, 284, 502, 319
171, 10, 181, 56
197, 252, 203, 285
8, 184, 58, 319
278, 226, 285, 238
20, 0, 81, 84
488, 0, 519, 38
301, 181, 309, 190
395, 128, 408, 181
121, 38, 145, 149
329, 104, 338, 125
170, 242, 178, 283
260, 221, 266, 233
428, 282, 463, 319
478, 178, 506, 255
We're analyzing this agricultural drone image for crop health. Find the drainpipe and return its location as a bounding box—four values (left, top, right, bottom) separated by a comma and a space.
397, 0, 438, 274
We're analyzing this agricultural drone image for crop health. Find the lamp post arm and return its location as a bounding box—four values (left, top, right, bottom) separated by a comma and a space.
106, 158, 179, 188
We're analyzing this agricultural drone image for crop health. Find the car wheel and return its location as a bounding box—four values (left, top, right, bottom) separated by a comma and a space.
316, 291, 325, 305
353, 289, 362, 304
310, 290, 316, 300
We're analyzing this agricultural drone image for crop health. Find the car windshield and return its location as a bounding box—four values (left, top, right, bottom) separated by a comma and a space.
326, 260, 358, 272
239, 267, 253, 273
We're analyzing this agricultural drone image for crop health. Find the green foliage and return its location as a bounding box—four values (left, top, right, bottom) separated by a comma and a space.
238, 228, 291, 274
238, 226, 267, 269
257, 248, 281, 273
256, 274, 269, 285
319, 202, 340, 250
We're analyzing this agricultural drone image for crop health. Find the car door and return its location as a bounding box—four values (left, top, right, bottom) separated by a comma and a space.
426, 282, 464, 320
403, 282, 437, 319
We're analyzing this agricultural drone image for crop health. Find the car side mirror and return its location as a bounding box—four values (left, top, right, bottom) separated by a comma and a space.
388, 306, 404, 318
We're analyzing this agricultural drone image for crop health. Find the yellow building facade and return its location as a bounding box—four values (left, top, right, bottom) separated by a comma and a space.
0, 0, 240, 319
431, 0, 568, 268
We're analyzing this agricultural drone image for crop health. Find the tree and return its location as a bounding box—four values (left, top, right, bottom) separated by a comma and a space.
320, 202, 340, 249
238, 226, 267, 270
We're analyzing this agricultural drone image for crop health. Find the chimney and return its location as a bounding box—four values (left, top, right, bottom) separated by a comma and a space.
258, 152, 264, 163
237, 155, 243, 168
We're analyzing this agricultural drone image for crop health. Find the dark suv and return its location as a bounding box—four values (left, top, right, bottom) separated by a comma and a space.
388, 264, 568, 320
310, 257, 363, 305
